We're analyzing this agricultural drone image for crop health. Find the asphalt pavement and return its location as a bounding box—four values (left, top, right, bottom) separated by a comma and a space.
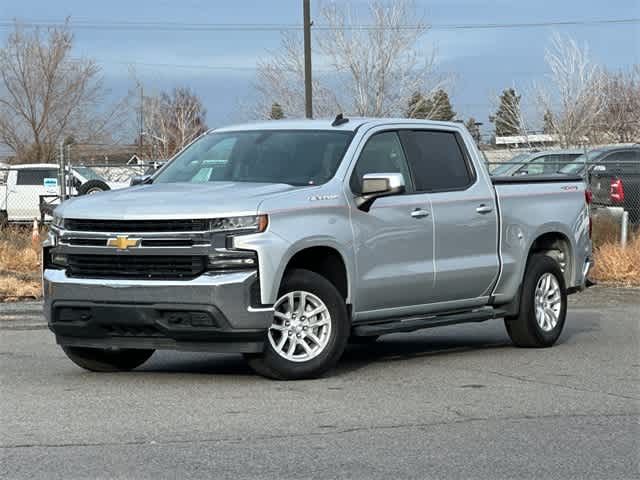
1, 287, 638, 479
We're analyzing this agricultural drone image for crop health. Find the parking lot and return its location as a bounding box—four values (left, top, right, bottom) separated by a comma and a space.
1, 286, 638, 479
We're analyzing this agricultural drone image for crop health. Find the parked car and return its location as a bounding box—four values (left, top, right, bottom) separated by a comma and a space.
0, 163, 128, 225
45, 117, 592, 379
491, 150, 583, 176
559, 145, 640, 223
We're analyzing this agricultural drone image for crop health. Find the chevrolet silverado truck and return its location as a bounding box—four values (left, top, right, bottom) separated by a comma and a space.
44, 117, 592, 380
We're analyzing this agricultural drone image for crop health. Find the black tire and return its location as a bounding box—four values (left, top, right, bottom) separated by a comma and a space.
77, 179, 110, 195
0, 211, 7, 229
61, 346, 154, 372
504, 254, 567, 348
245, 269, 350, 380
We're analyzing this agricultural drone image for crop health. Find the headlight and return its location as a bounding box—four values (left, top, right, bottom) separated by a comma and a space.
209, 215, 268, 233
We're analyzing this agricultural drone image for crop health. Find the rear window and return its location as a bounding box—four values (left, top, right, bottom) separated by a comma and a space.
399, 130, 473, 191
16, 168, 58, 186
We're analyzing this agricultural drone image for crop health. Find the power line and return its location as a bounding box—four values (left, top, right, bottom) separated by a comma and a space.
0, 18, 638, 32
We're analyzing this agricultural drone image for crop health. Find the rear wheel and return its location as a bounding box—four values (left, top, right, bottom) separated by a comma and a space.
245, 269, 349, 380
504, 254, 567, 347
61, 346, 154, 372
0, 211, 7, 229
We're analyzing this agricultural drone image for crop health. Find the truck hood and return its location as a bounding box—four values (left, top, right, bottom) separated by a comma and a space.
56, 182, 299, 220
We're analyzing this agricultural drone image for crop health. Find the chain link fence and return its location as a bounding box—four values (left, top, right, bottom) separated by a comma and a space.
0, 163, 161, 226
2, 144, 639, 244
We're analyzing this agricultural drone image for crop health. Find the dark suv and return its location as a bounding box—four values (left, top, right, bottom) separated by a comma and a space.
560, 145, 640, 223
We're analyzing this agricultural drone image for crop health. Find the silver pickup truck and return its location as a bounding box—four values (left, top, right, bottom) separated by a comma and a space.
44, 117, 592, 379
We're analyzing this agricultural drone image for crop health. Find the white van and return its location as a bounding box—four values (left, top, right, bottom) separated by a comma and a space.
1, 164, 129, 225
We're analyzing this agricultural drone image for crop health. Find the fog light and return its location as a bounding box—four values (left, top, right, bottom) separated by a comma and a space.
207, 249, 257, 270
51, 253, 68, 267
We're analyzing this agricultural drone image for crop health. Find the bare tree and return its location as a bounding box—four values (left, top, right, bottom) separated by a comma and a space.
597, 67, 640, 143
535, 33, 605, 147
252, 0, 444, 119
0, 21, 128, 163
142, 87, 207, 159
253, 31, 340, 119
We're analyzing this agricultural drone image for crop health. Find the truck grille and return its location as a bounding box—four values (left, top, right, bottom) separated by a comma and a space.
66, 254, 207, 280
64, 218, 210, 233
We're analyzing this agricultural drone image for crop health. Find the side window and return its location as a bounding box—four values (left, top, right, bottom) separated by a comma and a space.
399, 130, 473, 191
16, 169, 58, 186
350, 131, 412, 193
542, 154, 567, 174
603, 151, 640, 174
517, 156, 545, 175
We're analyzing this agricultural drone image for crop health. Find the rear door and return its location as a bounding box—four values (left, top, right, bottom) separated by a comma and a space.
399, 129, 499, 305
7, 168, 58, 221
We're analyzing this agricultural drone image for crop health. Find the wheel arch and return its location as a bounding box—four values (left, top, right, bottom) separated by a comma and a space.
280, 245, 351, 304
525, 229, 574, 287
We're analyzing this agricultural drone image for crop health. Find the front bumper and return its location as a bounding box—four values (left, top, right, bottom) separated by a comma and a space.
44, 269, 272, 353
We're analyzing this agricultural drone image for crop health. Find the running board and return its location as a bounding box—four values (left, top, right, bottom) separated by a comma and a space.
351, 308, 508, 337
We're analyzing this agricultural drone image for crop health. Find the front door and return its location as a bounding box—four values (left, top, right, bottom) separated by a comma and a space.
349, 130, 435, 319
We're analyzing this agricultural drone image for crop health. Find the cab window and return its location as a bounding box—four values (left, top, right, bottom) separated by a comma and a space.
350, 132, 412, 194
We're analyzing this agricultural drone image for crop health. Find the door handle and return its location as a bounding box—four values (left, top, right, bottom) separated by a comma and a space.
410, 208, 430, 218
476, 204, 493, 214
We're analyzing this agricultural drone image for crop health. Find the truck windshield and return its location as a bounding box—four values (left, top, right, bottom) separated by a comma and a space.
154, 130, 354, 186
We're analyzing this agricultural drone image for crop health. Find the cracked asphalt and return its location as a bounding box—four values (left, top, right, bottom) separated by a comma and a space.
1, 287, 638, 479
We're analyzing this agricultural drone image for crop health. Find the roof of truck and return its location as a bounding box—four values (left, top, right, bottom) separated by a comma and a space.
8, 163, 58, 169
212, 117, 463, 133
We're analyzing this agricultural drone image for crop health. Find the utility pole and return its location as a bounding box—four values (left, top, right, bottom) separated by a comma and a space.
139, 83, 144, 153
303, 0, 313, 119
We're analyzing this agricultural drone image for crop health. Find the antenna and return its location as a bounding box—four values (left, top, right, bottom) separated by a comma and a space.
331, 113, 349, 127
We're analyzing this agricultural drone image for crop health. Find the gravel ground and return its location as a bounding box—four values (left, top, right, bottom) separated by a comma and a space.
1, 286, 638, 479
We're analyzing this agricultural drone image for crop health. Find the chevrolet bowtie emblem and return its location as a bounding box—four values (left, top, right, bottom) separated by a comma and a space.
107, 236, 141, 250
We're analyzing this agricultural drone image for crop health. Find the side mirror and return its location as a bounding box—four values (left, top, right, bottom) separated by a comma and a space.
130, 174, 152, 186
357, 173, 405, 211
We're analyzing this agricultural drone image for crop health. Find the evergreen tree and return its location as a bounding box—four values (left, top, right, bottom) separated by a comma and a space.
406, 89, 455, 120
405, 92, 429, 118
427, 89, 456, 121
491, 88, 522, 137
465, 117, 481, 144
269, 102, 285, 120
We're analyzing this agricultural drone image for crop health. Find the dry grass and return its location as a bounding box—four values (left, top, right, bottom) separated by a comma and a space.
590, 233, 640, 286
0, 225, 43, 301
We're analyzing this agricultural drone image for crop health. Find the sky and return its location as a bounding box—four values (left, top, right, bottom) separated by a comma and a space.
1, 0, 639, 137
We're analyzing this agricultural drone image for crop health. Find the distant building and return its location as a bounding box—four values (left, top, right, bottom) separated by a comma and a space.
494, 134, 558, 149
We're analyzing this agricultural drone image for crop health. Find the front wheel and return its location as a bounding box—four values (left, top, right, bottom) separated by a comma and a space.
61, 346, 154, 372
504, 254, 567, 348
245, 269, 349, 380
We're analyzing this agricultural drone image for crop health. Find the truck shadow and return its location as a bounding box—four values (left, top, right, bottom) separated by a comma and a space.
140, 315, 599, 378
334, 313, 600, 376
